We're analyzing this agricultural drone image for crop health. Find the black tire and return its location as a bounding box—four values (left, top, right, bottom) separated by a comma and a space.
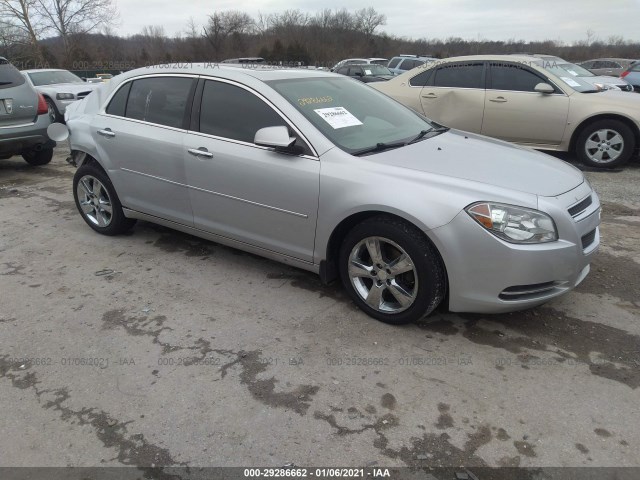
338, 215, 446, 325
575, 119, 635, 168
45, 98, 62, 123
22, 147, 53, 166
73, 162, 136, 236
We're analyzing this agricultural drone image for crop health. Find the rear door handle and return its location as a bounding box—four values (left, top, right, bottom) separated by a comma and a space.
188, 147, 214, 158
97, 128, 115, 137
421, 93, 437, 99
489, 97, 507, 103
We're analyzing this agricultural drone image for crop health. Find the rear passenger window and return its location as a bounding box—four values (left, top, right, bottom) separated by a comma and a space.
106, 82, 131, 117
433, 63, 485, 88
200, 81, 284, 144
490, 63, 547, 92
388, 58, 401, 69
409, 68, 433, 87
125, 77, 194, 129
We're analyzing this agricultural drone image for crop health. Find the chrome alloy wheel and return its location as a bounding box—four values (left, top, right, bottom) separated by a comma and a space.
585, 129, 624, 164
348, 236, 418, 314
76, 175, 113, 227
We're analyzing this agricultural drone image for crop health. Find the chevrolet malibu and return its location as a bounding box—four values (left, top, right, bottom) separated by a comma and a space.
64, 65, 600, 324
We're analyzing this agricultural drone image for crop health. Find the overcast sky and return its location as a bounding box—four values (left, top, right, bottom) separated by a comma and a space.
115, 0, 640, 43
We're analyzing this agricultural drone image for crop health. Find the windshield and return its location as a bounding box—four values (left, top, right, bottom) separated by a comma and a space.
267, 76, 436, 154
537, 61, 599, 92
28, 70, 84, 86
361, 65, 393, 76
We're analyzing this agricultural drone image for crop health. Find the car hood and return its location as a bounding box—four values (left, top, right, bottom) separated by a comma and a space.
581, 75, 630, 86
368, 130, 584, 197
36, 83, 99, 94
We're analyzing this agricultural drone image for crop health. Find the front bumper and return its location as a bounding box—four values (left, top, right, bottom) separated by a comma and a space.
429, 182, 600, 313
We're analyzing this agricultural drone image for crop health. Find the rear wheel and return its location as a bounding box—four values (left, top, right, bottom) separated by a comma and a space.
22, 147, 53, 166
73, 163, 136, 235
576, 119, 635, 168
339, 215, 446, 325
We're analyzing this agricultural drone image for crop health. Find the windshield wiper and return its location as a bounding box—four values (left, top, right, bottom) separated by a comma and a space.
352, 126, 450, 156
351, 141, 407, 156
407, 126, 449, 145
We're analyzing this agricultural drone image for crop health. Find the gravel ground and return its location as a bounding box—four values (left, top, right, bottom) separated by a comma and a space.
0, 148, 639, 474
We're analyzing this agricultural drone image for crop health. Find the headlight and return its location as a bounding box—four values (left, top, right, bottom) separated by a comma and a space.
593, 83, 620, 91
56, 93, 75, 100
466, 202, 558, 244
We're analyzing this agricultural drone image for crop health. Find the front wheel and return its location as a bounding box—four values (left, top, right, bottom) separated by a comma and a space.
576, 120, 635, 168
45, 99, 62, 123
73, 163, 136, 235
339, 215, 446, 325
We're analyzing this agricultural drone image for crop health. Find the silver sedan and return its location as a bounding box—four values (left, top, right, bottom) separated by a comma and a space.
64, 64, 600, 324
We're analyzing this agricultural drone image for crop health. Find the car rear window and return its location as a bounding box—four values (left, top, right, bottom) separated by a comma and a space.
0, 63, 26, 90
399, 59, 419, 71
388, 58, 401, 69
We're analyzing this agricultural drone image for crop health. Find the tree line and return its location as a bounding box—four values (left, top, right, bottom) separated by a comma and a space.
1, 4, 639, 71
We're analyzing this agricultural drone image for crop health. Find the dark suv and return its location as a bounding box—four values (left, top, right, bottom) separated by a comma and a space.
0, 57, 54, 165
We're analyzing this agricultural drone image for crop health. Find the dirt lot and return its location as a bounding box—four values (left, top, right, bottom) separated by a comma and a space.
1, 147, 639, 472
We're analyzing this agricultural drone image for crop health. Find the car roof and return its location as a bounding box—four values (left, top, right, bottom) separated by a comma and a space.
424, 54, 561, 65
22, 68, 70, 73
114, 63, 336, 83
581, 58, 638, 62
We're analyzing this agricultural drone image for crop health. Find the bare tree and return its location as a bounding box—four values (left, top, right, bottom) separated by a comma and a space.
354, 7, 386, 38
0, 0, 45, 63
35, 0, 118, 64
203, 10, 253, 59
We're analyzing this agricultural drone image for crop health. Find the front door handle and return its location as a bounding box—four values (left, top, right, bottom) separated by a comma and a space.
422, 93, 437, 99
188, 147, 214, 158
489, 97, 507, 103
97, 128, 115, 137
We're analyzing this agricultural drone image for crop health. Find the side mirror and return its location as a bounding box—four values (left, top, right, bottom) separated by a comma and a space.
254, 126, 296, 149
534, 82, 555, 94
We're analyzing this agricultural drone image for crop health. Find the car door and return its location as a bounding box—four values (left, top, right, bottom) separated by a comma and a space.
482, 62, 569, 146
419, 61, 486, 133
93, 75, 196, 225
183, 79, 320, 262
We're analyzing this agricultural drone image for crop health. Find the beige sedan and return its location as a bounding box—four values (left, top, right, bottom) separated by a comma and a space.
372, 54, 640, 168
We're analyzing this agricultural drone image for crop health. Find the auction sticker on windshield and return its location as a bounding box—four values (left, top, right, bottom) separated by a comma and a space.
561, 76, 581, 87
314, 107, 363, 129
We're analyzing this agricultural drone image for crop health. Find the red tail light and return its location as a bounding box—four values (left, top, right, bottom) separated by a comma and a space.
36, 93, 48, 115
621, 71, 629, 78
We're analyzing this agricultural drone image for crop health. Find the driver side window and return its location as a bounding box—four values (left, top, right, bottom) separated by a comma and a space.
198, 80, 312, 155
